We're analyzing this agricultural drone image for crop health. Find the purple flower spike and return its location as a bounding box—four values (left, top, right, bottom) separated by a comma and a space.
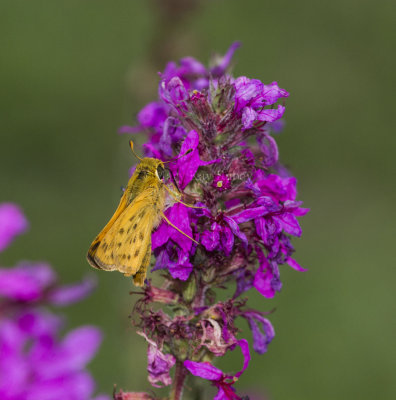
0, 203, 29, 252
118, 43, 308, 398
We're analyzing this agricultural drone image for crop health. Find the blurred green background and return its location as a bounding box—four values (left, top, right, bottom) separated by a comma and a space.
1, 0, 395, 399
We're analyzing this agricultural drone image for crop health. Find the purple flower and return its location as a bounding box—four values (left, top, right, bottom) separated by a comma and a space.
201, 213, 248, 257
0, 311, 106, 400
212, 175, 231, 192
234, 77, 289, 130
210, 42, 241, 77
184, 339, 250, 400
253, 247, 282, 298
0, 203, 28, 252
153, 241, 194, 281
170, 130, 220, 190
0, 262, 95, 305
153, 203, 194, 255
242, 311, 275, 354
138, 332, 176, 388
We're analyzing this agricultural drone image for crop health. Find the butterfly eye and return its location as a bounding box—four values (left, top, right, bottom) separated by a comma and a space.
157, 165, 165, 179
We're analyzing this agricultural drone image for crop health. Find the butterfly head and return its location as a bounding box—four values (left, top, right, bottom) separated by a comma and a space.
136, 158, 165, 181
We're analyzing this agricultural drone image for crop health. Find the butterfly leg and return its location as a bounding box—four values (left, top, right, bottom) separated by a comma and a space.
132, 242, 151, 286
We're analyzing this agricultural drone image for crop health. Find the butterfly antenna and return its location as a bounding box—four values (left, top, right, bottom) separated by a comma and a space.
129, 140, 144, 162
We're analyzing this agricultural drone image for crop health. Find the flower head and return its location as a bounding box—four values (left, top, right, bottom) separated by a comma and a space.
120, 42, 308, 398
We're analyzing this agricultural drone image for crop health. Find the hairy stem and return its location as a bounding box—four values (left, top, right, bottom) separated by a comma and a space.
170, 361, 188, 400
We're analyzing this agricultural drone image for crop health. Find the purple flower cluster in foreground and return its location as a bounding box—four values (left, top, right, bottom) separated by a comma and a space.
0, 203, 109, 400
118, 43, 308, 399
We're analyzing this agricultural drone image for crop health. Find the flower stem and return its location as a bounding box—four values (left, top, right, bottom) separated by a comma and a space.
170, 361, 187, 400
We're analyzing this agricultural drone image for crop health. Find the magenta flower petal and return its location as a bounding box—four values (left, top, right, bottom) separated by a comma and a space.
262, 82, 289, 105
286, 257, 308, 272
233, 339, 251, 378
0, 203, 29, 252
210, 41, 241, 77
184, 360, 223, 381
0, 263, 55, 302
256, 105, 285, 123
243, 313, 275, 354
139, 332, 176, 388
48, 275, 97, 306
173, 130, 220, 189
152, 203, 193, 254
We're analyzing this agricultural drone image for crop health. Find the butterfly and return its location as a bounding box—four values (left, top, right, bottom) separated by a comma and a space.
87, 141, 197, 286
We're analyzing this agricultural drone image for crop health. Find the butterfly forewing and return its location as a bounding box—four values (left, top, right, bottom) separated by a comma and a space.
87, 184, 164, 286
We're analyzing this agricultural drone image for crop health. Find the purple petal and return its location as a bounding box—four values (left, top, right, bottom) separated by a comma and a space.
17, 310, 62, 339
26, 371, 95, 400
184, 360, 223, 381
139, 333, 176, 388
137, 102, 167, 130
257, 133, 279, 167
233, 339, 251, 378
0, 203, 29, 252
275, 213, 302, 237
152, 203, 193, 254
210, 41, 241, 77
245, 313, 275, 354
48, 276, 96, 306
0, 263, 56, 302
253, 248, 278, 298
179, 57, 207, 76
173, 130, 220, 189
223, 216, 248, 247
262, 81, 289, 105
232, 207, 270, 224
202, 227, 220, 252
286, 257, 307, 272
220, 226, 234, 256
168, 251, 193, 281
234, 77, 263, 112
256, 105, 285, 123
60, 326, 102, 370
241, 107, 257, 130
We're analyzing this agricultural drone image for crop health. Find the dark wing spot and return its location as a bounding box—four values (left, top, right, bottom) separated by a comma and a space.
134, 250, 140, 258
90, 242, 100, 252
127, 255, 131, 260
117, 242, 122, 248
139, 232, 144, 241
119, 228, 124, 234
139, 210, 146, 219
122, 254, 126, 259
133, 223, 137, 230
111, 252, 114, 259
133, 237, 136, 243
